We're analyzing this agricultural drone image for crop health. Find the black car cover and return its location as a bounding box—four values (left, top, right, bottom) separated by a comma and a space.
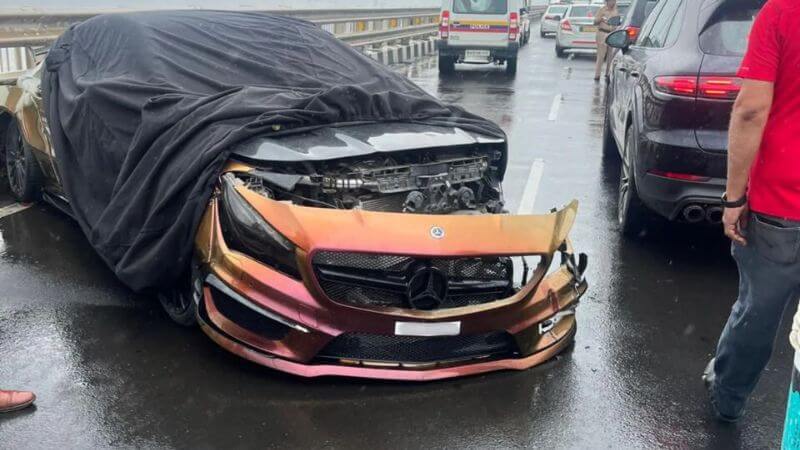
42, 11, 505, 292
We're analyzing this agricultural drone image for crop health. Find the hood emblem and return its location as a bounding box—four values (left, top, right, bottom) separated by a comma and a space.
430, 226, 445, 240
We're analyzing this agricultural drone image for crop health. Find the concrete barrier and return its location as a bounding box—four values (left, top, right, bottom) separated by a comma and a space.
366, 37, 436, 65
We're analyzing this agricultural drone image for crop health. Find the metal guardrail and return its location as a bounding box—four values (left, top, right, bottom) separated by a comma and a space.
0, 6, 547, 73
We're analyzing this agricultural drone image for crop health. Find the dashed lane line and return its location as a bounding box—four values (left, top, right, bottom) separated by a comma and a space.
0, 203, 32, 220
548, 93, 562, 121
517, 158, 545, 215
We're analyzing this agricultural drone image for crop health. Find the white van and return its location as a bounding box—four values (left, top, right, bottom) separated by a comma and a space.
436, 0, 525, 75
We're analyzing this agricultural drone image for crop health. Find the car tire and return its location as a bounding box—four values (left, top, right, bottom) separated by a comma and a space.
3, 120, 43, 203
602, 99, 619, 158
157, 261, 202, 327
618, 126, 649, 237
506, 58, 518, 76
438, 55, 455, 75
555, 45, 566, 58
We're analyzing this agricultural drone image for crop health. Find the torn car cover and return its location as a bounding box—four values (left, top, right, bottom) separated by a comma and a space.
42, 11, 505, 291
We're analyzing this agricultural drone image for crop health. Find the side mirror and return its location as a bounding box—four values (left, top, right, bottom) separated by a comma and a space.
607, 15, 623, 27
606, 29, 630, 50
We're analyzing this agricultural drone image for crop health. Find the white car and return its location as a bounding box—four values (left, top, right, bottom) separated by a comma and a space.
540, 4, 569, 37
554, 3, 602, 57
436, 0, 525, 76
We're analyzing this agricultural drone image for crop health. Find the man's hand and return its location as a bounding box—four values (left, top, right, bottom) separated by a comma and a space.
723, 204, 749, 245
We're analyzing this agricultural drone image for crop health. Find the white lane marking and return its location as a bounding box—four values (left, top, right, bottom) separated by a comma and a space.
548, 94, 563, 121
517, 158, 545, 215
0, 203, 32, 219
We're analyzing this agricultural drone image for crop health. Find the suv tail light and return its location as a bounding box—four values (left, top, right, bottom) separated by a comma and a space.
440, 10, 450, 39
699, 76, 743, 99
654, 76, 742, 100
561, 20, 572, 32
509, 12, 519, 41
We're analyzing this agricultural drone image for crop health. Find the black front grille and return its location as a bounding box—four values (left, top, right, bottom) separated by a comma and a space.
317, 332, 519, 363
313, 251, 514, 310
209, 286, 291, 340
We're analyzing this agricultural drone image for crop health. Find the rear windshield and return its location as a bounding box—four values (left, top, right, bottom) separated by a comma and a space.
569, 5, 601, 17
699, 2, 764, 56
453, 0, 509, 14
547, 6, 569, 15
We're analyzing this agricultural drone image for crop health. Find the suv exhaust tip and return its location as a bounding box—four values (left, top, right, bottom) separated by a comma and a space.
706, 206, 724, 225
682, 204, 706, 223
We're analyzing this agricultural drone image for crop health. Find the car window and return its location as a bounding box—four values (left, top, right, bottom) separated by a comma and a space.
639, 0, 683, 48
618, 5, 630, 15
635, 0, 666, 44
547, 6, 569, 15
699, 1, 763, 56
453, 0, 509, 14
568, 5, 601, 17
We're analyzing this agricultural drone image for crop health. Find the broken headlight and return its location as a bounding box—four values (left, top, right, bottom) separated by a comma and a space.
219, 174, 301, 279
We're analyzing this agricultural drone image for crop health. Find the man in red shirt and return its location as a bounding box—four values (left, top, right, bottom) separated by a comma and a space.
703, 0, 800, 423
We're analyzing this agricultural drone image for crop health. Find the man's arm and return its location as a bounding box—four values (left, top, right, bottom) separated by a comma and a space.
594, 7, 606, 25
723, 80, 774, 244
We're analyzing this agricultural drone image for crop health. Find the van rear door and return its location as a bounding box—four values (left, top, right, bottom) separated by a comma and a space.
448, 0, 511, 47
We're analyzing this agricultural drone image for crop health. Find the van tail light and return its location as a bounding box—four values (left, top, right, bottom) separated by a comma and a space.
561, 20, 572, 32
509, 12, 519, 41
440, 10, 450, 39
626, 26, 640, 41
654, 76, 742, 99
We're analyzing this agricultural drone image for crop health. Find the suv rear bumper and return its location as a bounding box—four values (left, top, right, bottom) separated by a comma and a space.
635, 131, 727, 220
436, 41, 519, 60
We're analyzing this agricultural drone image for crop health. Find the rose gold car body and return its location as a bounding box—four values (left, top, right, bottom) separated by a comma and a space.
193, 164, 587, 380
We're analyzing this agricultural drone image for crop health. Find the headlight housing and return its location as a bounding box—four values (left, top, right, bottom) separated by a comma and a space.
218, 174, 302, 279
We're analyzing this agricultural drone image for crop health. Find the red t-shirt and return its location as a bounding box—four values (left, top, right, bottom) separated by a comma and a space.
738, 0, 800, 220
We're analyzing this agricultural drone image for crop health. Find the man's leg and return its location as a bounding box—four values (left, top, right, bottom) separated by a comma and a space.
711, 215, 800, 418
595, 34, 607, 80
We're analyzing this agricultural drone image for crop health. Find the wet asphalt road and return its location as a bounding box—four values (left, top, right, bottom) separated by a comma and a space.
0, 26, 795, 449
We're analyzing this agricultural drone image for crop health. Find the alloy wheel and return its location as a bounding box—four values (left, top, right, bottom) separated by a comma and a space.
618, 151, 632, 225
5, 134, 26, 197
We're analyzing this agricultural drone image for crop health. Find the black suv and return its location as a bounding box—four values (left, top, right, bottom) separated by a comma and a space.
602, 0, 764, 235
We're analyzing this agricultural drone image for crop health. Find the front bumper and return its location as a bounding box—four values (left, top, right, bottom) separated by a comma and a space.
436, 40, 520, 60
193, 174, 587, 380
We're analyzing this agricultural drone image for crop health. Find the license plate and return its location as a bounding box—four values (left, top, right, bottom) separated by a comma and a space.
395, 321, 461, 337
464, 50, 490, 60
582, 26, 598, 33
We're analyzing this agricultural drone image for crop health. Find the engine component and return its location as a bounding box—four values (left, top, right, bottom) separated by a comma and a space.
403, 191, 426, 213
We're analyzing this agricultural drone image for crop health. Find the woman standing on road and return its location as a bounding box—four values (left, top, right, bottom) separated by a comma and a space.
594, 0, 619, 81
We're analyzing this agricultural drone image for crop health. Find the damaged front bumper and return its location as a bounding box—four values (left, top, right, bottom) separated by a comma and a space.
193, 176, 588, 381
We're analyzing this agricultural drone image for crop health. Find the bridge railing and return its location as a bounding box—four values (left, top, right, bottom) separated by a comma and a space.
0, 6, 548, 74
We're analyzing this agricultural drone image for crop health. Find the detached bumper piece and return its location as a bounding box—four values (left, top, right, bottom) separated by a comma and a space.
194, 194, 588, 380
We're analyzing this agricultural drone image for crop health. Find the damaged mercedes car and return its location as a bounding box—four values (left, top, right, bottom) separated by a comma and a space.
0, 10, 587, 380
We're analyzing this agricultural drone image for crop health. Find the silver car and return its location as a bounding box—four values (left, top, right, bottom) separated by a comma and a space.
555, 4, 602, 57
540, 5, 570, 37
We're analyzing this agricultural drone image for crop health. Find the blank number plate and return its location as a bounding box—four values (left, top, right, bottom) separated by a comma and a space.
464, 50, 491, 60
395, 321, 461, 337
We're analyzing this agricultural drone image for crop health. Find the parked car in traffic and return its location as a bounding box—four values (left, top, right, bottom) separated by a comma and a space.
554, 3, 602, 57
540, 4, 569, 36
602, 0, 762, 235
437, 0, 524, 75
1, 11, 587, 381
618, 0, 660, 42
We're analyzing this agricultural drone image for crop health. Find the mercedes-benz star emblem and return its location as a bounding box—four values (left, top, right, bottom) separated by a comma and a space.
430, 226, 445, 240
406, 266, 449, 310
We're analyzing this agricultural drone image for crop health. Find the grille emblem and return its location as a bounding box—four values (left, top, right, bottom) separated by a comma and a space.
430, 226, 445, 239
406, 266, 449, 310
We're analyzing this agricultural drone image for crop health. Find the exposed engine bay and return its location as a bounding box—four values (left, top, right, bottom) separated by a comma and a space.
233, 146, 506, 214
